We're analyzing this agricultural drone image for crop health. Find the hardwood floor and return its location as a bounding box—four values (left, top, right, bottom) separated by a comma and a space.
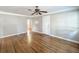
0, 32, 79, 53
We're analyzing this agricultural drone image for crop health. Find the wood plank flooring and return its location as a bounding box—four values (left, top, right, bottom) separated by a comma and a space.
0, 32, 79, 53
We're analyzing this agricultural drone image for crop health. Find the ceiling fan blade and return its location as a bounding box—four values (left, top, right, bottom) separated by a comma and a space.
31, 12, 37, 15
40, 11, 48, 13
39, 12, 42, 15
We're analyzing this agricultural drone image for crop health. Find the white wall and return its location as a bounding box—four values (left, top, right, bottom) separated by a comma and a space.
32, 16, 42, 32
0, 14, 27, 37
50, 10, 79, 41
51, 10, 78, 31
42, 15, 50, 35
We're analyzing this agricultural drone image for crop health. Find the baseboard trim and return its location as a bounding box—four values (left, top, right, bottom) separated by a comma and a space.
0, 31, 79, 44
34, 31, 79, 44
0, 32, 26, 38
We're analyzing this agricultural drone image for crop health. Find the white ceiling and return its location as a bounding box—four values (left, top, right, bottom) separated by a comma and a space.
0, 6, 78, 16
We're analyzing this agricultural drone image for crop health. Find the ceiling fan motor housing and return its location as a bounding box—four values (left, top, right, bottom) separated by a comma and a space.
35, 9, 40, 12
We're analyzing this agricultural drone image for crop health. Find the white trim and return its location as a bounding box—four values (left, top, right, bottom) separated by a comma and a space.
33, 31, 79, 44
0, 32, 26, 38
0, 11, 31, 17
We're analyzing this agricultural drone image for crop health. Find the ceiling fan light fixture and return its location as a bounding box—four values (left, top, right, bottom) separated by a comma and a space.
27, 6, 48, 15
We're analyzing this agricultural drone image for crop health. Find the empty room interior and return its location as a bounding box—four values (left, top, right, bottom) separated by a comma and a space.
0, 6, 79, 53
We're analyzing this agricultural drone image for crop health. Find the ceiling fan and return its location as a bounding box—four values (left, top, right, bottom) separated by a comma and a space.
27, 6, 48, 15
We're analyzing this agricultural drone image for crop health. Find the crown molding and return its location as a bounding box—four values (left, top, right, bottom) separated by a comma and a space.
0, 10, 32, 17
